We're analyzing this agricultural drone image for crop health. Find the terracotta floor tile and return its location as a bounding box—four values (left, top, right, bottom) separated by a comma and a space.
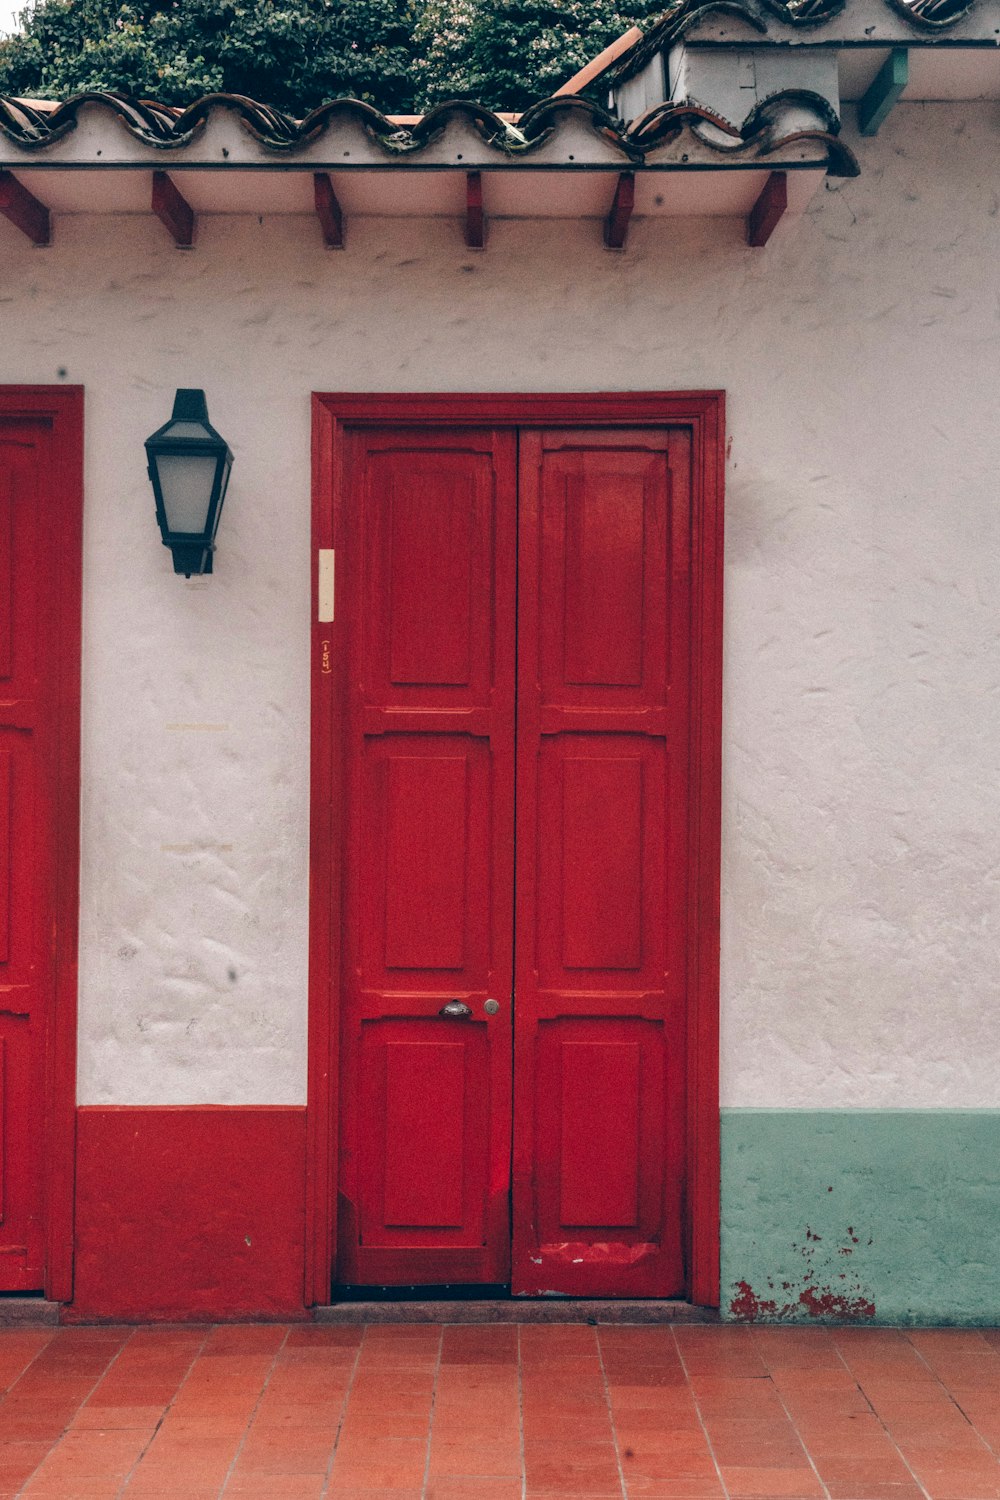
441, 1326, 519, 1357
523, 1492, 621, 1499
9, 1321, 1000, 1499
324, 1491, 423, 1499
224, 1477, 327, 1497
427, 1437, 523, 1476
284, 1323, 362, 1346
432, 1417, 522, 1445
917, 1473, 1000, 1500
234, 1423, 337, 1474
0, 1442, 53, 1485
124, 1483, 223, 1499
709, 1434, 809, 1468
823, 1485, 927, 1500
615, 1427, 712, 1456
124, 1463, 234, 1492
619, 1447, 720, 1483
521, 1411, 612, 1444
608, 1382, 701, 1408
25, 1427, 151, 1477
522, 1394, 610, 1419
338, 1409, 431, 1440
618, 1485, 725, 1500
350, 1370, 435, 1400
70, 1403, 166, 1431
812, 1450, 918, 1485
328, 1434, 429, 1488
687, 1375, 786, 1413
524, 1437, 624, 1494
19, 1484, 125, 1499
426, 1480, 524, 1498
719, 1466, 825, 1497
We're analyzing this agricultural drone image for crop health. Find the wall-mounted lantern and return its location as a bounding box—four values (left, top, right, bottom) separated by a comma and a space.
144, 389, 233, 577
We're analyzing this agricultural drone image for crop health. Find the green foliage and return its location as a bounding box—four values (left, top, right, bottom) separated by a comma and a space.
0, 0, 420, 113
0, 0, 664, 114
413, 0, 666, 111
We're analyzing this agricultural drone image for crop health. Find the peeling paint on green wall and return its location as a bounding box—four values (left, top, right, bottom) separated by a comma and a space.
721, 1111, 1000, 1326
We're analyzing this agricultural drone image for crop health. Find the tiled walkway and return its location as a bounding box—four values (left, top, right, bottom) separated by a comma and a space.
0, 1323, 999, 1500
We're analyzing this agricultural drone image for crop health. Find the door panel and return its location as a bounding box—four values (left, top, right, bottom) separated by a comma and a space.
335, 419, 694, 1296
512, 429, 691, 1297
0, 424, 52, 1290
337, 428, 516, 1286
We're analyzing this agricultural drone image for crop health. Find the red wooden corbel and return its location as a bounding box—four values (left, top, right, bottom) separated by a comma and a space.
465, 171, 485, 249
746, 171, 787, 248
152, 170, 195, 248
0, 170, 51, 246
604, 172, 635, 250
314, 173, 345, 249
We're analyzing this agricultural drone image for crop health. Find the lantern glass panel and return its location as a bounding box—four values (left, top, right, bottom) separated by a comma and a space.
155, 452, 220, 535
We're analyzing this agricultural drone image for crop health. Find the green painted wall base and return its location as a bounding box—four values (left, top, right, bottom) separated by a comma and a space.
721, 1110, 1000, 1326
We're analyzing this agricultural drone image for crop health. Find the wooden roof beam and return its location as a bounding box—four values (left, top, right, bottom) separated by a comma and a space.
0, 169, 50, 245
604, 172, 635, 250
555, 25, 643, 97
746, 171, 787, 247
858, 47, 908, 136
152, 169, 195, 247
465, 171, 485, 249
314, 172, 345, 248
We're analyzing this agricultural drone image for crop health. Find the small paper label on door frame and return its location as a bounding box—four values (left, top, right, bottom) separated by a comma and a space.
318, 549, 335, 622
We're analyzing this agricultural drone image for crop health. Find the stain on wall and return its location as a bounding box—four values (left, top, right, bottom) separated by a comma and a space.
723, 1110, 1000, 1324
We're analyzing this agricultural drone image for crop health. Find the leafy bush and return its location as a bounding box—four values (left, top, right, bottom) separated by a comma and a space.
0, 0, 663, 113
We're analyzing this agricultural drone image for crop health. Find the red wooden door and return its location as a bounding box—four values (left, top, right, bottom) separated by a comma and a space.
0, 417, 57, 1290
336, 427, 516, 1285
512, 429, 690, 1296
335, 418, 693, 1295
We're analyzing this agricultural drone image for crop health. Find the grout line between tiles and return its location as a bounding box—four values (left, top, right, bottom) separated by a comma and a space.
517, 1323, 527, 1500
906, 1331, 1000, 1473
829, 1331, 934, 1500
670, 1324, 732, 1500
4, 1325, 63, 1500
419, 1323, 444, 1500
215, 1325, 291, 1498
595, 1326, 629, 1500
320, 1328, 366, 1499
10, 1325, 138, 1500
114, 1323, 214, 1499
1, 1325, 60, 1403
752, 1327, 833, 1500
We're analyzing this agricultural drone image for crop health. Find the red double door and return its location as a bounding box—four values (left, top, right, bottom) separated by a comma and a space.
336, 422, 693, 1297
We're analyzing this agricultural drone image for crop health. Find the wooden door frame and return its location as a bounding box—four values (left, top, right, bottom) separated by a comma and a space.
309, 392, 724, 1307
0, 385, 83, 1303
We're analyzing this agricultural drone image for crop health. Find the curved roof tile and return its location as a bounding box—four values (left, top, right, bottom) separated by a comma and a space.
612, 0, 993, 83
0, 87, 858, 175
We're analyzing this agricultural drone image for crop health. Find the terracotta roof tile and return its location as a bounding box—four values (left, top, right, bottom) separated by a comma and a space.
0, 89, 858, 175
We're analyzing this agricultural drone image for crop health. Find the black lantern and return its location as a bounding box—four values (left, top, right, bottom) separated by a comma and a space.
144, 389, 233, 577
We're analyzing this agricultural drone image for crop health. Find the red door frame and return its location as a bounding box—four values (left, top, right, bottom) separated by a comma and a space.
309, 392, 724, 1307
0, 385, 83, 1303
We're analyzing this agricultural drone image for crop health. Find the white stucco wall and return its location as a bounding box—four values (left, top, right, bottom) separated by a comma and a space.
3, 102, 998, 1108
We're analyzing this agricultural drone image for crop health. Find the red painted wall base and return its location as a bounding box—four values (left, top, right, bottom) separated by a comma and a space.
69, 1106, 308, 1321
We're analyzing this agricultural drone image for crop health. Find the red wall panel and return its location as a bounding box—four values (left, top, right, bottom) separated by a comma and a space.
70, 1107, 308, 1321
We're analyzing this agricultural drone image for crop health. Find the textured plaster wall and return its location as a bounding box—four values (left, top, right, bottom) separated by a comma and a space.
722, 1111, 1000, 1323
2, 103, 998, 1106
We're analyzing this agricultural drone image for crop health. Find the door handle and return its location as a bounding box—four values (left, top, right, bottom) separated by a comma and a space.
439, 999, 473, 1018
